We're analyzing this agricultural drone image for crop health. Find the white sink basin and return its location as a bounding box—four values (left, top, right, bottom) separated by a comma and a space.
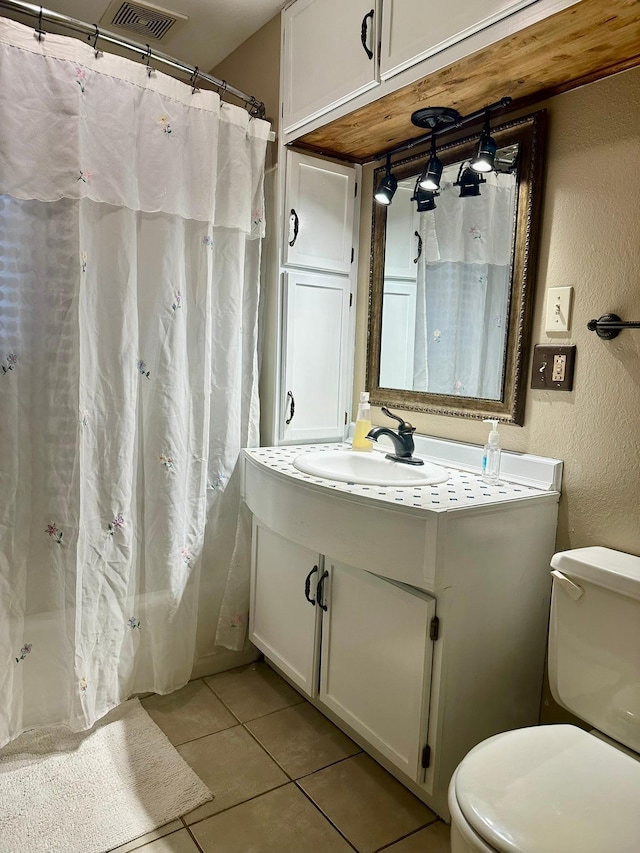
292, 449, 449, 487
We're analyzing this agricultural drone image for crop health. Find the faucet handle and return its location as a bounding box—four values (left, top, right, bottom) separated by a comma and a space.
381, 406, 415, 434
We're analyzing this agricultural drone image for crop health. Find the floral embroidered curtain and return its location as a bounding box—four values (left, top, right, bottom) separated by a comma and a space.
0, 17, 270, 747
413, 171, 516, 398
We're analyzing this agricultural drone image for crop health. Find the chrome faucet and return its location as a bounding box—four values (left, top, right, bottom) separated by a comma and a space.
366, 407, 424, 466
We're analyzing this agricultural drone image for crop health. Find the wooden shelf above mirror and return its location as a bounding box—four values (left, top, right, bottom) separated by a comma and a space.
293, 0, 640, 163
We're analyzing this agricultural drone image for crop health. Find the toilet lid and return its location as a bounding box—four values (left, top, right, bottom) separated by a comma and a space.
454, 725, 640, 853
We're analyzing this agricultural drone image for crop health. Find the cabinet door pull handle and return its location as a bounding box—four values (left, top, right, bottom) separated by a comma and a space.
285, 390, 295, 425
413, 230, 423, 264
288, 208, 299, 247
316, 569, 329, 612
304, 565, 318, 605
360, 10, 374, 60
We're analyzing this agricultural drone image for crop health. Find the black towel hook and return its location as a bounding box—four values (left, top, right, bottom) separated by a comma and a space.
587, 313, 640, 340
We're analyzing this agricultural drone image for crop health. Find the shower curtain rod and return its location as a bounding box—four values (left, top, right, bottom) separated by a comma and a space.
0, 0, 267, 119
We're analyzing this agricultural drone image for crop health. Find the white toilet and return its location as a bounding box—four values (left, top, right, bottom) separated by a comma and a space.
448, 546, 640, 853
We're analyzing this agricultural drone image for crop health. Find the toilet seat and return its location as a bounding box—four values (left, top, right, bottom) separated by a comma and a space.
452, 724, 640, 853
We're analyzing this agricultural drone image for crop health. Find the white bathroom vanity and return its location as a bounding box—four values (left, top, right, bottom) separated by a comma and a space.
242, 439, 561, 819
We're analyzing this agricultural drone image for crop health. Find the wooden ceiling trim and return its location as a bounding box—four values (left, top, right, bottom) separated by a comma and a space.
293, 0, 640, 163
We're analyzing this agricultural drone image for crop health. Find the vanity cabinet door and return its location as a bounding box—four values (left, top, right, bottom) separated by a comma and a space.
281, 270, 351, 443
318, 560, 437, 782
282, 0, 379, 133
249, 520, 322, 697
284, 151, 356, 274
380, 0, 538, 80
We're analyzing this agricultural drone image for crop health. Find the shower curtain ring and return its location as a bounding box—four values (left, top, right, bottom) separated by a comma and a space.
190, 67, 200, 94
218, 80, 227, 98
34, 6, 45, 41
91, 25, 103, 58
144, 44, 155, 76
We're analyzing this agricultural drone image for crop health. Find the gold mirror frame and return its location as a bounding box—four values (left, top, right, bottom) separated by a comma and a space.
367, 111, 546, 425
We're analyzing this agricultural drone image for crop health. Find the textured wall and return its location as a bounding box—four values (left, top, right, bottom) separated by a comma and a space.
211, 12, 281, 148
355, 66, 640, 558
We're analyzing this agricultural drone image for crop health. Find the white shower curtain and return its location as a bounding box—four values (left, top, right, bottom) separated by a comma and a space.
413, 171, 516, 398
0, 17, 270, 747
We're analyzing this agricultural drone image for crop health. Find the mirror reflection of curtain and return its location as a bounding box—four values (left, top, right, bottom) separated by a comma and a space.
413, 172, 516, 399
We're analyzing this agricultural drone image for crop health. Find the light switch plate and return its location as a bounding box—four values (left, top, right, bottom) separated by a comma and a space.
531, 345, 576, 391
545, 287, 573, 333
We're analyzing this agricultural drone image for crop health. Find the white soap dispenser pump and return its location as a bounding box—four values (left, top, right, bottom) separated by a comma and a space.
482, 419, 501, 484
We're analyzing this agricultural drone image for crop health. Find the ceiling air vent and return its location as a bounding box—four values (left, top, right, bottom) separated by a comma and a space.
100, 1, 188, 42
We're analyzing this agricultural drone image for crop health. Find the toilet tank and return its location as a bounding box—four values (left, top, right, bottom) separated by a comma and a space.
548, 546, 640, 754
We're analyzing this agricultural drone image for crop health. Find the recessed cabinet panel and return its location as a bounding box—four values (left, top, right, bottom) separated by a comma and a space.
249, 522, 321, 697
384, 183, 420, 279
380, 280, 417, 391
281, 270, 350, 443
380, 0, 538, 80
284, 151, 356, 274
282, 0, 379, 133
319, 561, 436, 781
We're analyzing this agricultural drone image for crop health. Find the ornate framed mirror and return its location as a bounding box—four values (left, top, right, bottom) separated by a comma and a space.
367, 111, 546, 425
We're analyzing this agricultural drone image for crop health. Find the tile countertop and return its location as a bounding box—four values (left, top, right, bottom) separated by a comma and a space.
243, 444, 560, 514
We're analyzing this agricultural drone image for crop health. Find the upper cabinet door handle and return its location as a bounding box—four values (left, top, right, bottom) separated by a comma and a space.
316, 569, 329, 612
288, 208, 299, 247
361, 10, 374, 60
413, 230, 423, 264
304, 565, 318, 605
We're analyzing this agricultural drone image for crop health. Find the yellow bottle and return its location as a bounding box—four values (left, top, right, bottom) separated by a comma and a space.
351, 391, 373, 451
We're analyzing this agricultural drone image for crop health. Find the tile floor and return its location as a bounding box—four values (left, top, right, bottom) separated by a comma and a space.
109, 661, 451, 853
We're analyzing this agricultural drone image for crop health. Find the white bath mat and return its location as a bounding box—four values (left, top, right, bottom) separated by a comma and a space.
0, 698, 212, 853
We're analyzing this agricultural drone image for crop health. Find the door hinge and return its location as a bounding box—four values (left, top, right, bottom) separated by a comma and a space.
349, 292, 353, 308
344, 411, 348, 425
354, 181, 358, 197
430, 616, 440, 641
351, 247, 355, 263
421, 744, 431, 769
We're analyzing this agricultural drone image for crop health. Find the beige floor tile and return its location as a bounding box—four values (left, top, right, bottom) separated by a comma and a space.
299, 753, 437, 853
205, 662, 304, 722
141, 679, 236, 745
109, 821, 183, 853
247, 702, 361, 778
190, 783, 354, 853
130, 829, 200, 852
383, 821, 451, 853
178, 725, 288, 822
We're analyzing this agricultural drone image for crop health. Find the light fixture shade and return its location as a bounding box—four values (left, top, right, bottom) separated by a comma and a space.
455, 163, 486, 197
470, 133, 497, 173
419, 155, 443, 191
412, 181, 438, 212
374, 171, 397, 205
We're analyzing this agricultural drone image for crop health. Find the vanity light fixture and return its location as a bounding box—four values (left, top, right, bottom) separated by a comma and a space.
470, 109, 497, 173
418, 133, 443, 192
374, 155, 397, 205
373, 97, 511, 207
454, 161, 486, 197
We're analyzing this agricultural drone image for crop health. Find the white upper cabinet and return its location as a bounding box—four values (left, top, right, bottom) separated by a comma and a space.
282, 0, 379, 133
284, 151, 356, 274
380, 0, 538, 80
